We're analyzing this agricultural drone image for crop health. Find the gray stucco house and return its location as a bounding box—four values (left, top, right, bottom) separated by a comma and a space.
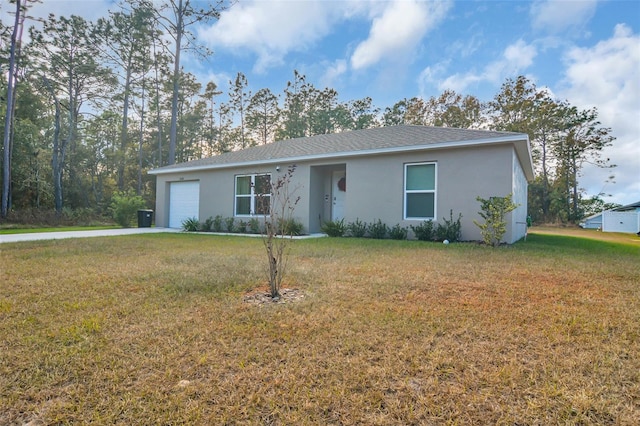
149, 125, 534, 243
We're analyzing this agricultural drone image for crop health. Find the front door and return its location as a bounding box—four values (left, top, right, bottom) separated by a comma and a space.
331, 171, 346, 221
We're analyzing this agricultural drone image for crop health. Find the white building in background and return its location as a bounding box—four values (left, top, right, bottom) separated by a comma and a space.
581, 201, 640, 234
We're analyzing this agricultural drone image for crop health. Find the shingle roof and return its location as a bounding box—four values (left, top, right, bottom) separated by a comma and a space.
614, 201, 640, 211
582, 201, 640, 221
149, 125, 531, 176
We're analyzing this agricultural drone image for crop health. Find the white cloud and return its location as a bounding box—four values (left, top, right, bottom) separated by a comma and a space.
198, 0, 346, 73
200, 0, 451, 74
421, 39, 537, 93
559, 24, 640, 205
530, 0, 597, 33
448, 33, 484, 59
503, 40, 537, 68
320, 59, 348, 89
198, 70, 233, 93
350, 0, 451, 70
417, 60, 450, 96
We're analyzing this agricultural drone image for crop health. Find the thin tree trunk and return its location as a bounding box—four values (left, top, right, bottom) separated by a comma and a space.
541, 133, 550, 221
209, 98, 216, 154
118, 65, 133, 191
43, 78, 63, 213
35, 153, 40, 208
65, 71, 76, 213
152, 38, 163, 167
167, 0, 183, 165
7, 80, 20, 211
137, 75, 146, 195
2, 0, 22, 218
571, 156, 579, 222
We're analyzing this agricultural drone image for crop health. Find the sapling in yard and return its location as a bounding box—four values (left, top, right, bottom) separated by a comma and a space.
256, 165, 301, 299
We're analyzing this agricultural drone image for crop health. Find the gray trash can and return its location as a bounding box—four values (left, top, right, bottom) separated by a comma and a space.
137, 210, 153, 227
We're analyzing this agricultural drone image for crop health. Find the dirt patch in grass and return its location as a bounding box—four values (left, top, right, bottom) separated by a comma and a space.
1, 233, 638, 424
243, 287, 306, 305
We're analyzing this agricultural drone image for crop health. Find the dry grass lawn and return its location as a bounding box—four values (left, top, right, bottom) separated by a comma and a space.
1, 228, 638, 424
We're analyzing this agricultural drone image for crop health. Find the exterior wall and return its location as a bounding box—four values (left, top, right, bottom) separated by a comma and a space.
154, 164, 310, 229
154, 174, 205, 228
602, 211, 640, 233
153, 142, 528, 242
308, 164, 346, 233
582, 214, 602, 229
308, 166, 325, 233
343, 144, 514, 242
510, 148, 529, 243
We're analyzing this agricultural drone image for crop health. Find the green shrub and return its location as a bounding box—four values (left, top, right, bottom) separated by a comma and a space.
181, 217, 200, 232
474, 194, 518, 246
201, 216, 214, 232
110, 191, 147, 228
321, 219, 346, 237
249, 218, 261, 234
410, 220, 435, 241
212, 215, 223, 232
278, 218, 304, 236
368, 219, 388, 239
238, 221, 248, 233
225, 217, 236, 233
435, 210, 462, 242
389, 223, 408, 240
347, 218, 367, 237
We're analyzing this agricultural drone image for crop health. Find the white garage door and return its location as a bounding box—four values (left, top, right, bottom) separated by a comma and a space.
169, 181, 200, 228
603, 211, 639, 233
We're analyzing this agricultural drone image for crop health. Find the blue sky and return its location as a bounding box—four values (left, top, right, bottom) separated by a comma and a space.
3, 0, 639, 205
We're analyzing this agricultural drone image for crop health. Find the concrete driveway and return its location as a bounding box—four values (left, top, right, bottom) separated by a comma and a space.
0, 227, 181, 244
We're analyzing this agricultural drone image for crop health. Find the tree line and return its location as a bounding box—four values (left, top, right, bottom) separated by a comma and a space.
1, 0, 615, 224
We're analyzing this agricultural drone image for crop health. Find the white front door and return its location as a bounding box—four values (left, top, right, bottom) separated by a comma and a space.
331, 171, 346, 221
169, 180, 200, 228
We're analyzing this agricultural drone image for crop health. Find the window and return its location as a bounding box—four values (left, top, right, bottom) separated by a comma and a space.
404, 162, 436, 220
235, 174, 271, 216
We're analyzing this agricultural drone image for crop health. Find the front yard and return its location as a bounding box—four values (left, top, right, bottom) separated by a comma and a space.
1, 230, 638, 424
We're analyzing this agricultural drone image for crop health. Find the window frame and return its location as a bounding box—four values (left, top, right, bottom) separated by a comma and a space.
403, 162, 437, 220
234, 173, 272, 217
